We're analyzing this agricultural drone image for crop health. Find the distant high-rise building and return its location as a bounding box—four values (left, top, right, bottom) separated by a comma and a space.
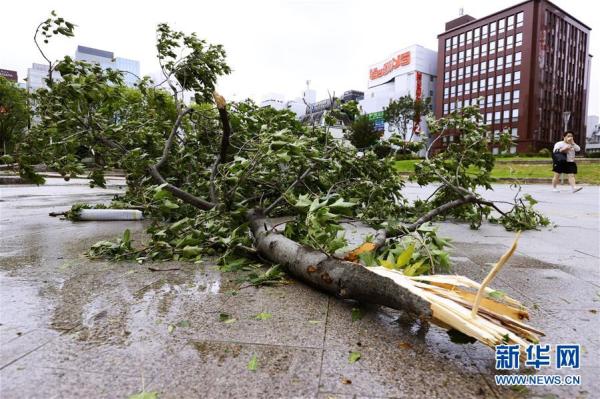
435, 0, 592, 154
75, 45, 140, 87
26, 63, 61, 91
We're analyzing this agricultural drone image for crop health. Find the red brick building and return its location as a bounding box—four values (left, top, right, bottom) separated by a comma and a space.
435, 0, 591, 153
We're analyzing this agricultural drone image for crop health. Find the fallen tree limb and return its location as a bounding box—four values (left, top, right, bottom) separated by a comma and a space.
248, 208, 542, 353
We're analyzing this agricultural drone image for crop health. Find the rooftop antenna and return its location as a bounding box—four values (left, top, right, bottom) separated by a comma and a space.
459, 7, 464, 16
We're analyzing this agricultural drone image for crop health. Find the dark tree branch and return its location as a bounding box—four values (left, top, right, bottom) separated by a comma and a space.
148, 165, 214, 210
209, 92, 233, 204
155, 106, 193, 170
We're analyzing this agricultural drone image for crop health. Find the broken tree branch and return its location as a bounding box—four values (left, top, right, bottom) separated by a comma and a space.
248, 208, 433, 317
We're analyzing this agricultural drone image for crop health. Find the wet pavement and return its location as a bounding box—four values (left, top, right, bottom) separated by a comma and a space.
0, 179, 598, 399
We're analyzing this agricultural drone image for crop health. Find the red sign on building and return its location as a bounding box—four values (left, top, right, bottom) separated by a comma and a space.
369, 52, 411, 80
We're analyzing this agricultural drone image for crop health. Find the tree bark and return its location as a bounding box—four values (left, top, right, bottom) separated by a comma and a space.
247, 208, 433, 317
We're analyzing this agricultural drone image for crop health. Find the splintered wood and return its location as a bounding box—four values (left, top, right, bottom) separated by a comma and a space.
367, 233, 543, 352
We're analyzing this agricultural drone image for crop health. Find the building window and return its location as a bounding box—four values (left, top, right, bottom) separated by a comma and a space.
497, 56, 504, 70
498, 37, 505, 52
444, 71, 450, 82
514, 71, 521, 84
481, 60, 487, 71
451, 85, 456, 96
474, 46, 480, 59
466, 48, 472, 61
487, 77, 494, 89
464, 98, 470, 106
480, 78, 486, 91
472, 80, 478, 92
512, 108, 519, 119
490, 21, 497, 36
487, 94, 493, 107
503, 110, 510, 121
516, 32, 523, 47
465, 82, 471, 95
459, 50, 465, 62
443, 103, 449, 114
515, 51, 522, 66
494, 111, 501, 122
506, 53, 513, 68
446, 38, 451, 50
516, 12, 524, 28
482, 25, 488, 39
445, 55, 450, 66
465, 65, 471, 78
511, 127, 518, 137
488, 59, 495, 72
504, 91, 511, 105
473, 63, 479, 75
444, 87, 449, 98
506, 35, 514, 49
457, 99, 463, 109
496, 93, 502, 106
452, 35, 458, 49
451, 69, 457, 81
481, 43, 488, 55
507, 15, 515, 30
459, 33, 465, 46
486, 112, 492, 124
450, 102, 456, 111
505, 72, 512, 86
499, 18, 506, 34
452, 53, 457, 64
513, 89, 520, 103
458, 67, 464, 79
474, 27, 481, 41
457, 83, 463, 96
489, 40, 496, 54
496, 75, 503, 88
467, 30, 473, 45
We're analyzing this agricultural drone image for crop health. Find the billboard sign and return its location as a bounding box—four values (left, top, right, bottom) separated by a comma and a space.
0, 69, 18, 82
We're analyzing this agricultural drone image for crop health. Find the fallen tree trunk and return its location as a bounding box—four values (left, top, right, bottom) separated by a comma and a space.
248, 208, 543, 354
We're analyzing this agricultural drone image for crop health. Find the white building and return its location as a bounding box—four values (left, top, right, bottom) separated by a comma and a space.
75, 46, 140, 87
587, 115, 599, 138
26, 63, 62, 91
359, 44, 437, 140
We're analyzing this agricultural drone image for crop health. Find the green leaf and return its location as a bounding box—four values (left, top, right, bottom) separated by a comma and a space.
255, 312, 272, 321
395, 243, 415, 268
219, 313, 236, 324
162, 199, 179, 209
176, 320, 190, 328
351, 308, 363, 322
348, 351, 361, 364
247, 354, 259, 371
182, 245, 201, 258
122, 229, 131, 244
167, 324, 175, 334
487, 290, 506, 300
128, 391, 158, 399
402, 259, 427, 276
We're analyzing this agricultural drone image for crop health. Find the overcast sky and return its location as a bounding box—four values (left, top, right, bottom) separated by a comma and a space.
2, 0, 598, 116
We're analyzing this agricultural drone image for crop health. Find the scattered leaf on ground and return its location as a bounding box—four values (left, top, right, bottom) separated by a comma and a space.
341, 378, 352, 384
344, 242, 376, 262
348, 351, 361, 364
398, 341, 412, 349
219, 313, 237, 324
128, 392, 158, 399
167, 324, 175, 334
176, 320, 190, 328
255, 312, 272, 321
247, 354, 259, 371
308, 320, 321, 324
351, 308, 363, 322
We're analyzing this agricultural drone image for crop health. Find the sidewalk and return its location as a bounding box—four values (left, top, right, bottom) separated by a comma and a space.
0, 180, 598, 398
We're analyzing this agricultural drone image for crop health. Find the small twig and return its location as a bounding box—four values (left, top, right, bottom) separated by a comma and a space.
148, 267, 181, 272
